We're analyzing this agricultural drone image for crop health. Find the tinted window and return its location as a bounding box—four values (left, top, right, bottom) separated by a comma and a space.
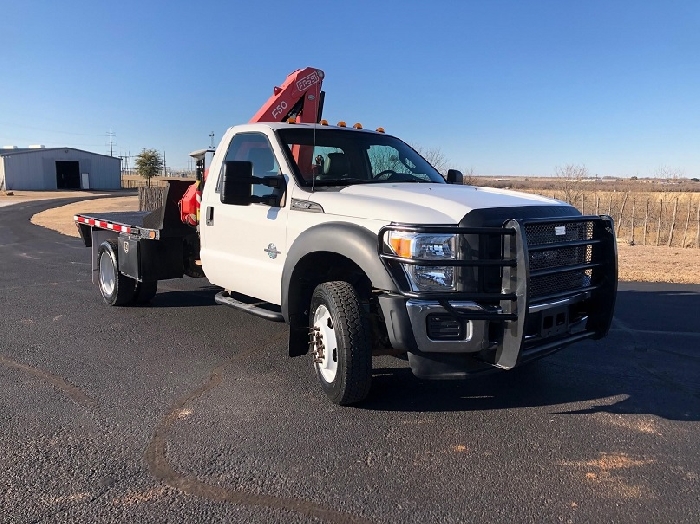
216, 133, 280, 198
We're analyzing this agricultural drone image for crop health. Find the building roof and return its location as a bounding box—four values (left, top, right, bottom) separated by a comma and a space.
0, 147, 119, 160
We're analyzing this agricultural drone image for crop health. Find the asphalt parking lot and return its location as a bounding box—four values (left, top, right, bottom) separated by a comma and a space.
1, 199, 699, 523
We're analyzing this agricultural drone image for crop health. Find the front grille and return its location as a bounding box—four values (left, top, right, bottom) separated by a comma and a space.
531, 269, 593, 298
525, 221, 594, 245
529, 245, 592, 271
525, 220, 597, 300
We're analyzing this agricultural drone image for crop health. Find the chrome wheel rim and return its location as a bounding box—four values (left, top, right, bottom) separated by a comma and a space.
99, 251, 116, 297
313, 304, 338, 383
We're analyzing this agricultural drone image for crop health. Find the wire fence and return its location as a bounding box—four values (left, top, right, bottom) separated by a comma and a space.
538, 191, 700, 248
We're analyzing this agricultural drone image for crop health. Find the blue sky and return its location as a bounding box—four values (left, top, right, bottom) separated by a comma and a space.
1, 1, 698, 177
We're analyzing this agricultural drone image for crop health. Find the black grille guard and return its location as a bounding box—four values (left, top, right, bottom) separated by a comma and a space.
378, 215, 618, 368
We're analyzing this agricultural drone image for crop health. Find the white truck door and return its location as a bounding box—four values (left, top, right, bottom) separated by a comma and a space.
200, 132, 288, 305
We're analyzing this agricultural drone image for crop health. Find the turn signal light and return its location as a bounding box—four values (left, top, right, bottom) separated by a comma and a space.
390, 237, 412, 258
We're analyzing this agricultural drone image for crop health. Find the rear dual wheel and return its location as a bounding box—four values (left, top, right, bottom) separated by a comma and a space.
309, 281, 372, 405
97, 240, 156, 306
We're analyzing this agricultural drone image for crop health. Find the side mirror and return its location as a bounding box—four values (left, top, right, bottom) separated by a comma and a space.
220, 161, 254, 205
447, 169, 464, 185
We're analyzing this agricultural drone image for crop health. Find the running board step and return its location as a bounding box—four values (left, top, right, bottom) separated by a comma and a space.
214, 291, 284, 322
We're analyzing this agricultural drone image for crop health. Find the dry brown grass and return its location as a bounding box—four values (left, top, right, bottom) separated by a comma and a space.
476, 176, 700, 194
31, 196, 138, 237
617, 244, 699, 283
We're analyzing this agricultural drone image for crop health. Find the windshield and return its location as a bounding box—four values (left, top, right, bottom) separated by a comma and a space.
276, 127, 446, 188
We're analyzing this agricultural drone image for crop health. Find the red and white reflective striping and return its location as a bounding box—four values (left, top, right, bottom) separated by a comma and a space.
74, 215, 132, 234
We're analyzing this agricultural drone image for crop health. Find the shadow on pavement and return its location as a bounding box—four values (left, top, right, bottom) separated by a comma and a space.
361, 287, 700, 421
147, 286, 221, 308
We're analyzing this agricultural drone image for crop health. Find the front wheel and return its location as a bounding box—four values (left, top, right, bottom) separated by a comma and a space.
309, 281, 372, 405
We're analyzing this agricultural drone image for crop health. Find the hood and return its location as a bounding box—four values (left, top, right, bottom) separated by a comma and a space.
304, 183, 567, 224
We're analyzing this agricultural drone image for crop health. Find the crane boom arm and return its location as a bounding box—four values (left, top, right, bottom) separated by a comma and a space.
250, 67, 325, 124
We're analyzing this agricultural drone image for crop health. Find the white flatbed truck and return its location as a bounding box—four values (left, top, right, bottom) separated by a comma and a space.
75, 119, 617, 405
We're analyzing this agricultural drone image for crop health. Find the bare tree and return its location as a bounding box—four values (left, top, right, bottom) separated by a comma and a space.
655, 165, 685, 192
554, 164, 589, 205
411, 144, 449, 175
461, 167, 476, 185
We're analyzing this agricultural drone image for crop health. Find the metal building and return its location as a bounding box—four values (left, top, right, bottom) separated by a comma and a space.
0, 147, 121, 191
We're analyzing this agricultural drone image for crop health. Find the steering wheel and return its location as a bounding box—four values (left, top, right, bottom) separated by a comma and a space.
373, 169, 398, 181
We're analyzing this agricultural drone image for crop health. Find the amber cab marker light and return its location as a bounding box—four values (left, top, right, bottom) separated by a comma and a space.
337, 121, 347, 127
320, 119, 328, 125
376, 127, 385, 133
353, 122, 363, 129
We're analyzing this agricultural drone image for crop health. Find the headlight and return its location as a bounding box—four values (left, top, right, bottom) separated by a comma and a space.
386, 231, 458, 292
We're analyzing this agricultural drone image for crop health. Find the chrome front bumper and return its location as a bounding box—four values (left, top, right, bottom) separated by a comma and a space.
406, 292, 592, 355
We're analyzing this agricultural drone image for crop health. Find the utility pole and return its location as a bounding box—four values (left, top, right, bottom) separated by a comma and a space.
106, 130, 116, 156
209, 132, 215, 148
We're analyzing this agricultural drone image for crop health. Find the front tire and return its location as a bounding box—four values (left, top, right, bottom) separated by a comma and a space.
309, 281, 372, 405
97, 240, 135, 306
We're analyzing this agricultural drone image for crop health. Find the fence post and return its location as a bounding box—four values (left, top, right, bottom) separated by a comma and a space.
682, 198, 692, 248
667, 197, 678, 247
643, 199, 649, 246
580, 193, 584, 214
630, 199, 635, 244
656, 199, 663, 246
607, 196, 612, 216
616, 192, 629, 237
595, 195, 600, 215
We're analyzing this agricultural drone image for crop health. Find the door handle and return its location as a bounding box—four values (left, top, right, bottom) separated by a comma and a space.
205, 206, 214, 226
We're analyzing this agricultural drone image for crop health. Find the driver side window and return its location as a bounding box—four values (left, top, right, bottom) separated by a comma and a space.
215, 133, 280, 198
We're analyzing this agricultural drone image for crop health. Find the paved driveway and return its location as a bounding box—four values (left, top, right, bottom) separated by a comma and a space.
1, 199, 698, 523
